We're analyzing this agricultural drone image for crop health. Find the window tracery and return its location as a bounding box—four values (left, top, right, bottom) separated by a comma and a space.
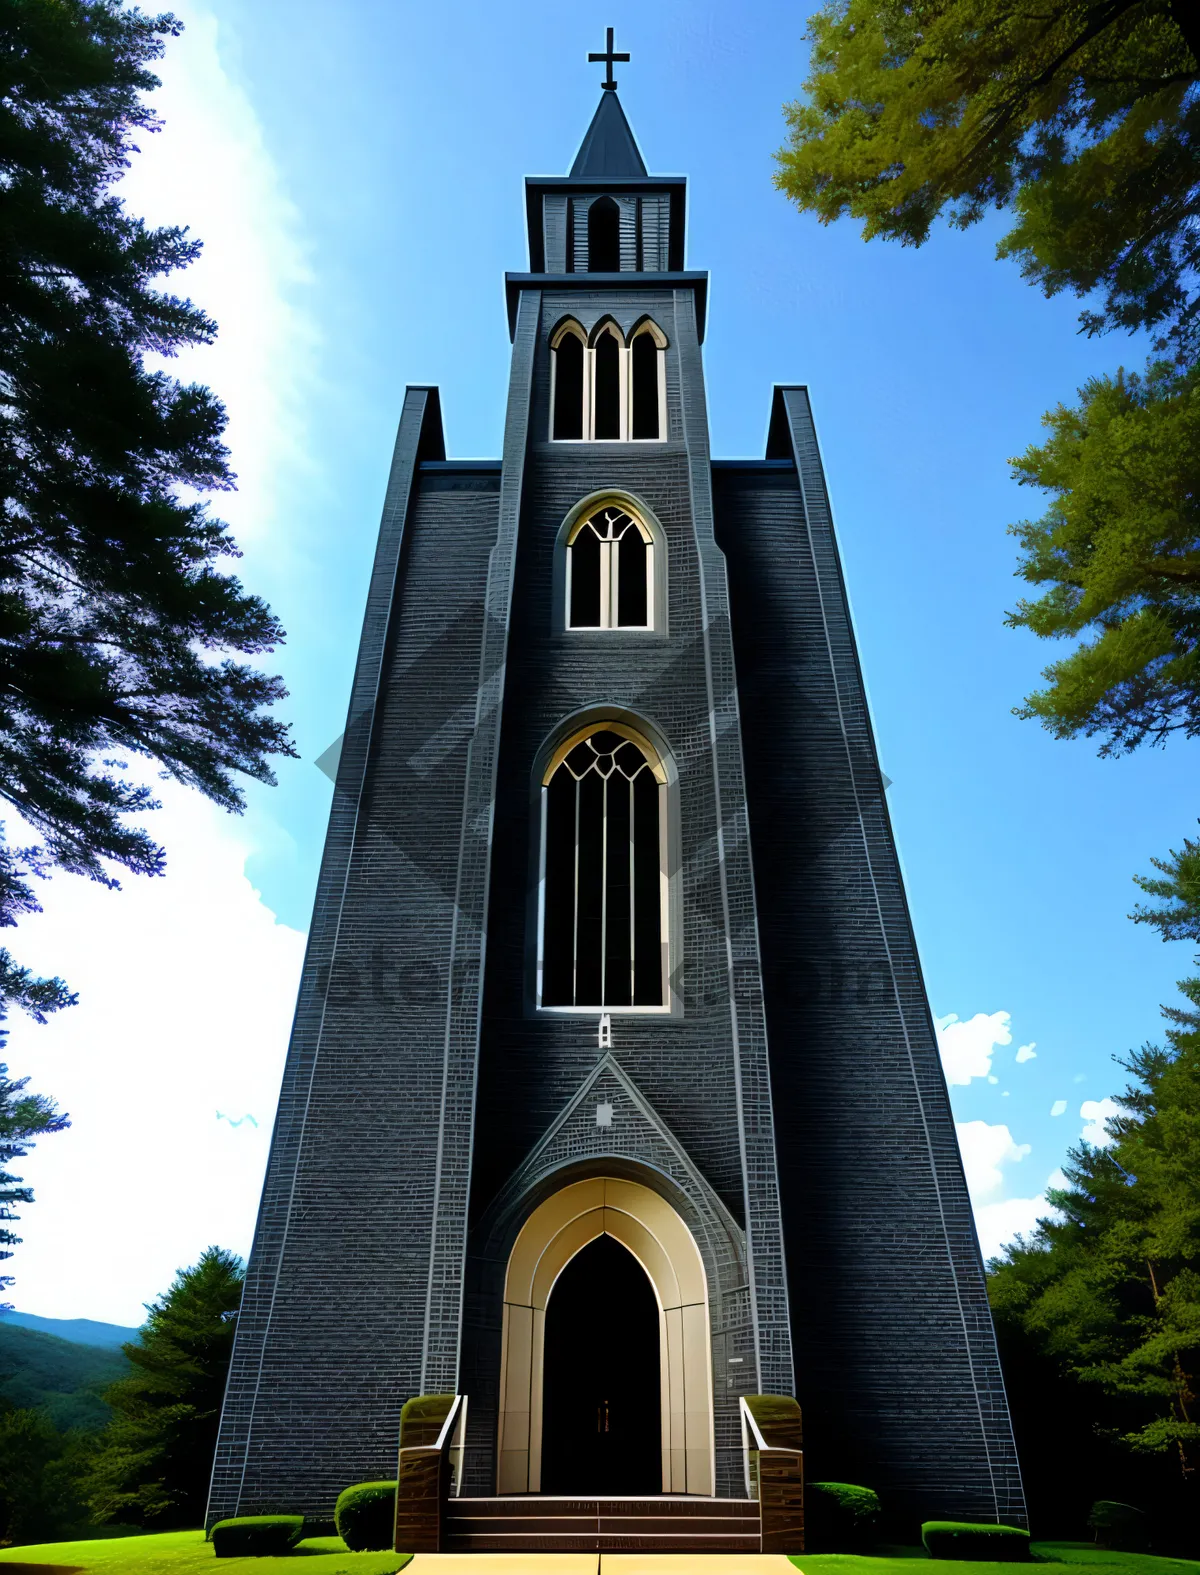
567, 505, 652, 630
540, 725, 666, 1010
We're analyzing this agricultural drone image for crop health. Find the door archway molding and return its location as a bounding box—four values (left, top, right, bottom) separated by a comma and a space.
496, 1175, 715, 1496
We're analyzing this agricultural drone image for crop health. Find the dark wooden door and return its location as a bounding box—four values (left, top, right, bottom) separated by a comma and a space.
540, 1233, 662, 1494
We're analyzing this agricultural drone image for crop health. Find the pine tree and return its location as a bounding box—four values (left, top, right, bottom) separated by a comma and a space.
774, 0, 1200, 753
85, 1246, 243, 1528
0, 1062, 68, 1304
989, 987, 1200, 1524
0, 0, 294, 1018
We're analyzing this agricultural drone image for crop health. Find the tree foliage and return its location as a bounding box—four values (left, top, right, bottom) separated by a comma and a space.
775, 0, 1200, 751
0, 1405, 95, 1546
777, 0, 1199, 347
1005, 361, 1200, 753
0, 0, 294, 1015
85, 1246, 242, 1528
0, 1062, 67, 1304
1133, 823, 1200, 950
988, 989, 1200, 1488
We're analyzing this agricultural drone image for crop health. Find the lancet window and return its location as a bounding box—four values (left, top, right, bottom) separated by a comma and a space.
587, 196, 621, 272
551, 322, 586, 440
550, 318, 666, 443
540, 725, 667, 1010
567, 504, 653, 629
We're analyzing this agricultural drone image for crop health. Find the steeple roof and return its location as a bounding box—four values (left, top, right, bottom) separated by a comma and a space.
569, 92, 647, 178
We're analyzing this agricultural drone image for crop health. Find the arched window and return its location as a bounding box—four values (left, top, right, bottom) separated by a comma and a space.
551, 321, 585, 440
567, 504, 652, 629
541, 725, 666, 1009
630, 322, 665, 440
587, 196, 621, 272
593, 324, 622, 440
549, 317, 666, 444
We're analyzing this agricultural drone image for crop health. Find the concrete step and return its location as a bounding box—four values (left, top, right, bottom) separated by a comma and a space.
442, 1494, 763, 1553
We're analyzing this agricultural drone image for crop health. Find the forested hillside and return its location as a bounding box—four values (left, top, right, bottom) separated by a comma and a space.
0, 1323, 130, 1431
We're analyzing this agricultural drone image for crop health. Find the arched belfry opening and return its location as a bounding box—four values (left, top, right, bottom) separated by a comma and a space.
588, 195, 621, 272
541, 1234, 661, 1494
496, 1176, 715, 1497
592, 321, 622, 438
550, 321, 586, 440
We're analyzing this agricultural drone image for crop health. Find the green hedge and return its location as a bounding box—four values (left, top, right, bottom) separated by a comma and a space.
1088, 1500, 1149, 1551
922, 1521, 1031, 1561
399, 1393, 456, 1448
806, 1482, 881, 1550
210, 1515, 305, 1558
335, 1480, 398, 1552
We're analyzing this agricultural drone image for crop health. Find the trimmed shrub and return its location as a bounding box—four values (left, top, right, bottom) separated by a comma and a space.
922, 1522, 1031, 1561
302, 1516, 338, 1538
399, 1393, 456, 1448
806, 1482, 881, 1551
336, 1480, 398, 1552
210, 1515, 305, 1557
1088, 1500, 1149, 1551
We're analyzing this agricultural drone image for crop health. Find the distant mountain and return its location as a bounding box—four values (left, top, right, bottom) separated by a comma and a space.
0, 1310, 137, 1350
0, 1321, 131, 1431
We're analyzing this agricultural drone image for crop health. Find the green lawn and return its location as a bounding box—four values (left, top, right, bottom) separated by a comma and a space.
1, 1532, 1194, 1574
0, 1531, 411, 1574
792, 1545, 1200, 1575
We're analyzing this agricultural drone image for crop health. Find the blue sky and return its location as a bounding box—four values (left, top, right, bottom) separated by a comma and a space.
6, 0, 1198, 1324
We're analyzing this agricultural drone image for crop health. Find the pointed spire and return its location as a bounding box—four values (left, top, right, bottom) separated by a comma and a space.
569, 92, 648, 178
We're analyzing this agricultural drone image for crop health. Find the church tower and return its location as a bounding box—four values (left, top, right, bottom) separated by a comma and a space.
209, 41, 1025, 1547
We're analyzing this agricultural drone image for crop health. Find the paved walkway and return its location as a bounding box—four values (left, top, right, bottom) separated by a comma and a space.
406, 1556, 799, 1573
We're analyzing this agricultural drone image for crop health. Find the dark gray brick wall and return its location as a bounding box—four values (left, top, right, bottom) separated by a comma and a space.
206, 396, 501, 1523
712, 386, 1026, 1527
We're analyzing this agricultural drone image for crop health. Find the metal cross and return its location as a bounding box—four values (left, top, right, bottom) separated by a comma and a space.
588, 26, 630, 91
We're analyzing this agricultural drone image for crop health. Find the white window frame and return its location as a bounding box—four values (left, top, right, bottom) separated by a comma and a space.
548, 318, 668, 444
534, 721, 673, 1016
549, 318, 588, 442
565, 507, 655, 631
627, 321, 668, 443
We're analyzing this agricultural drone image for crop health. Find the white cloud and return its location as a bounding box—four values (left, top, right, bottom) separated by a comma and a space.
1015, 1042, 1037, 1063
973, 1170, 1067, 1261
974, 1195, 1048, 1261
1081, 1097, 1121, 1147
2, 6, 314, 1326
117, 1, 316, 554
1051, 1099, 1068, 1117
955, 1120, 1032, 1201
936, 1010, 1012, 1086
7, 788, 305, 1324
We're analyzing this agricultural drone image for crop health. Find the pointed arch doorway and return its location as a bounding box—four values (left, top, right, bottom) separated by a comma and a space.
541, 1233, 660, 1493
496, 1176, 715, 1497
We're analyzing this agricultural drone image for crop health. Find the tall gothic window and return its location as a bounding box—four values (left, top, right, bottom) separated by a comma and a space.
541, 726, 666, 1009
568, 505, 652, 629
588, 196, 621, 272
551, 322, 585, 440
593, 325, 622, 440
630, 323, 663, 440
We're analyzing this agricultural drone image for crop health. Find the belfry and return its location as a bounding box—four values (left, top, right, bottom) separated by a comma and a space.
209, 41, 1026, 1554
